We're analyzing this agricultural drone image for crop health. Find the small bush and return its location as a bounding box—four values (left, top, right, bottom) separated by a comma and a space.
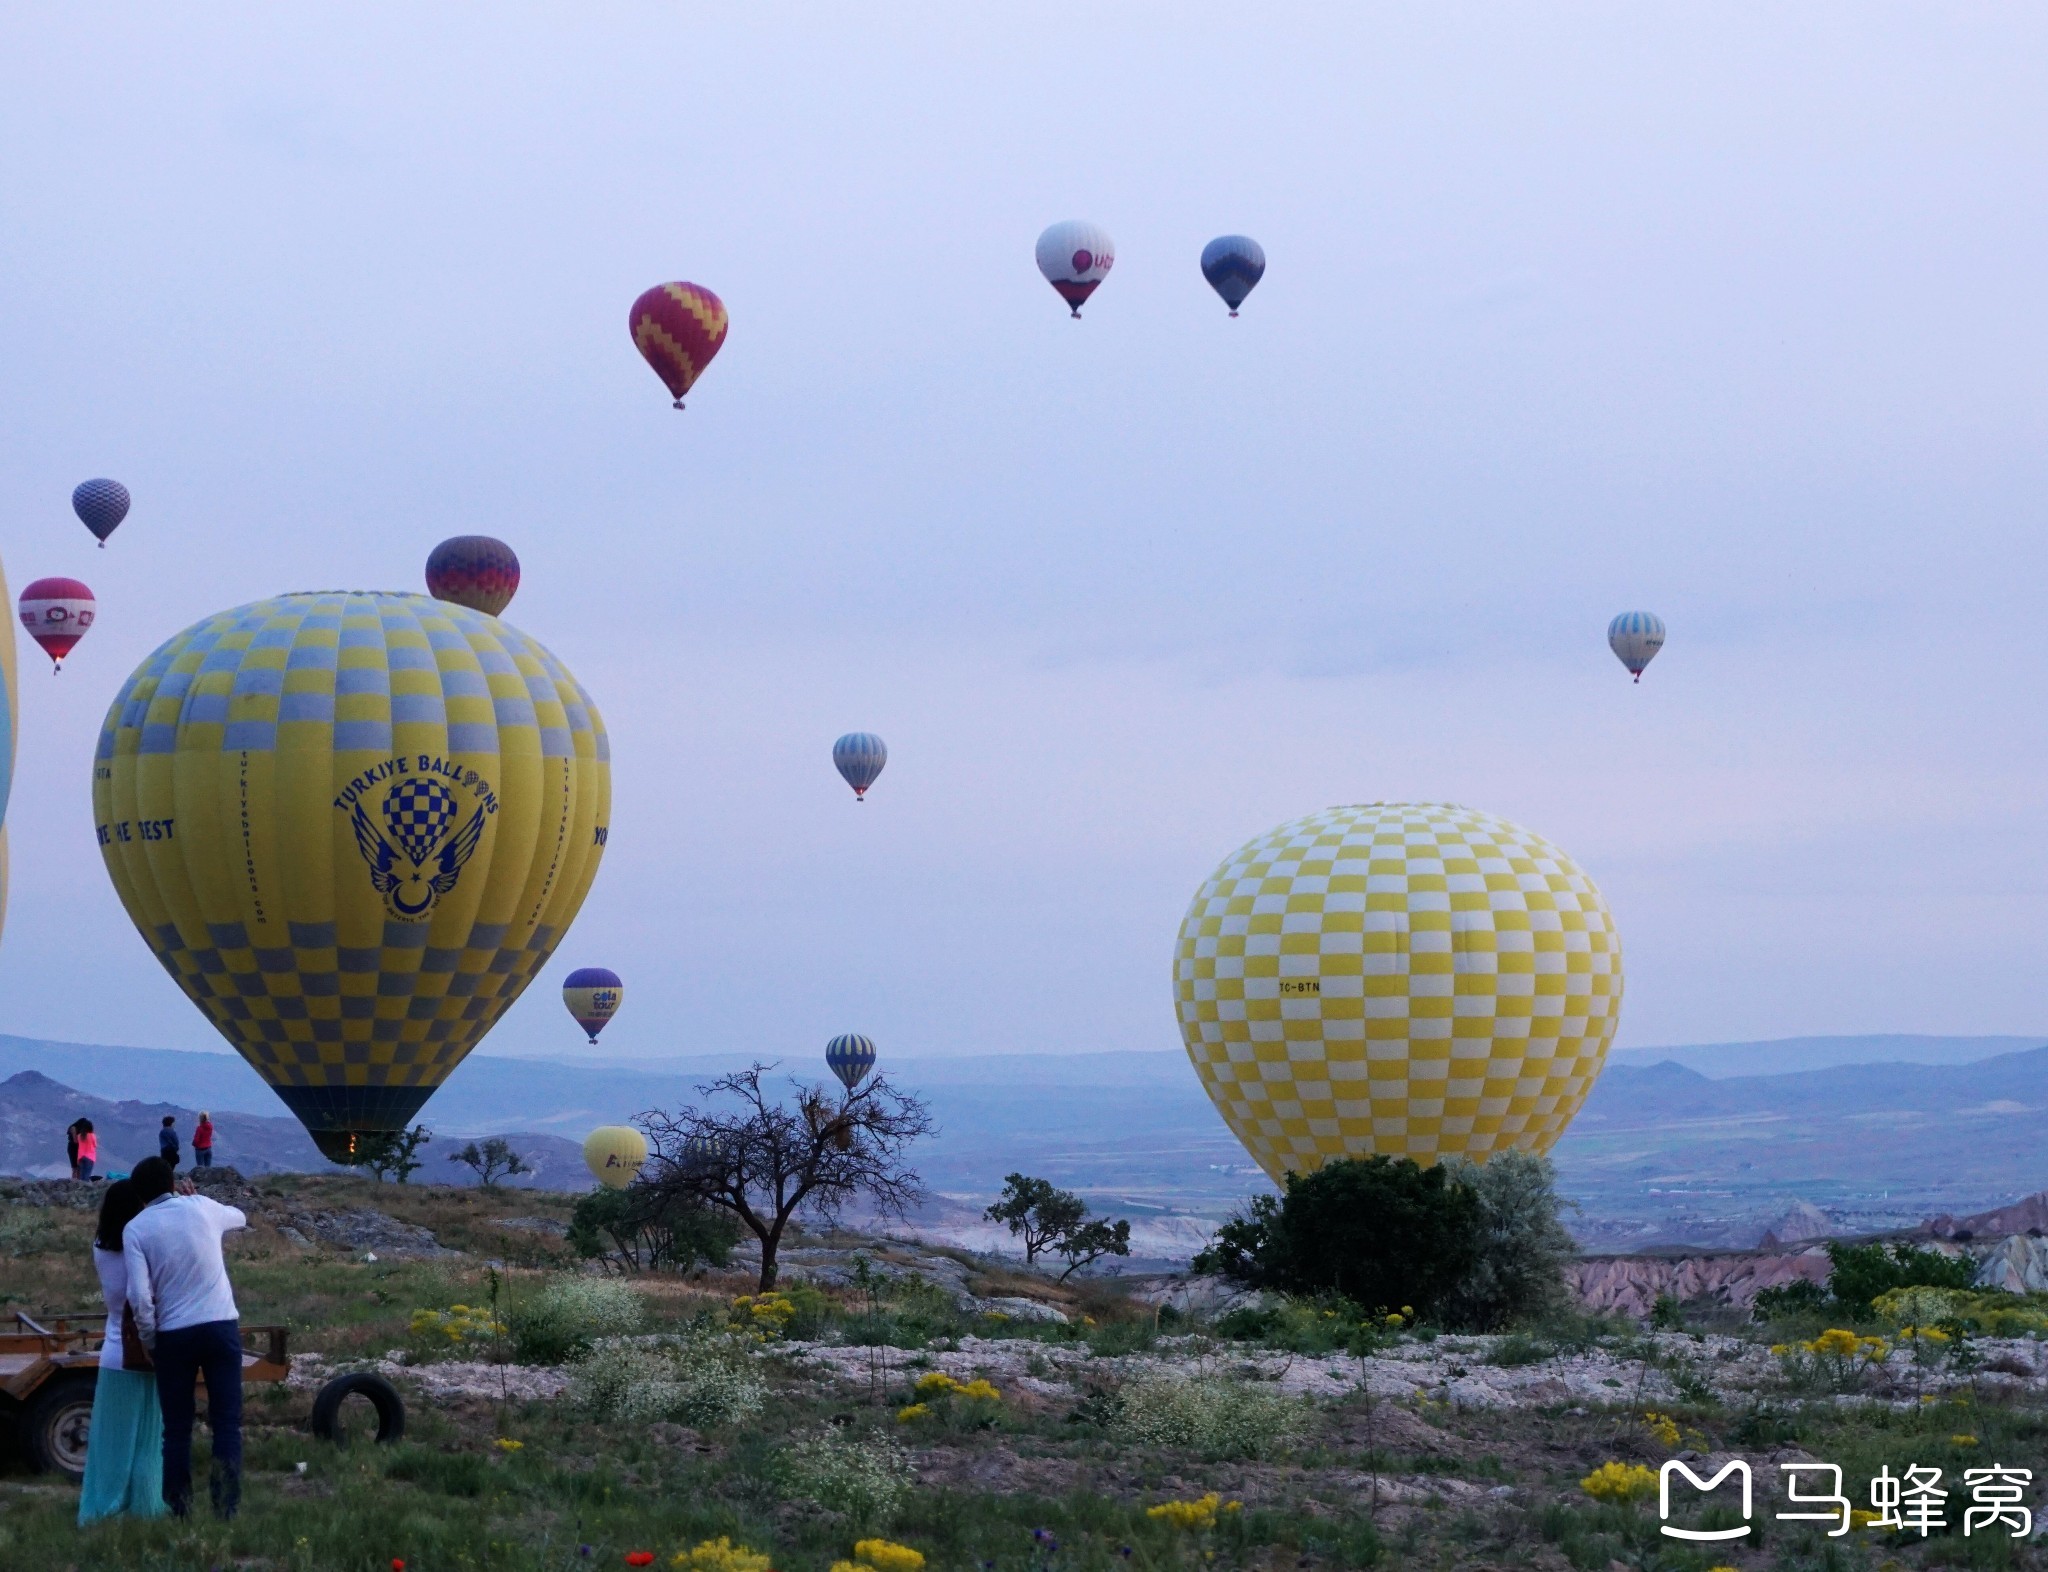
1107, 1375, 1312, 1459
673, 1538, 774, 1572
1579, 1462, 1657, 1504
781, 1425, 915, 1529
1751, 1280, 1829, 1322
0, 1209, 58, 1258
571, 1330, 767, 1427
510, 1277, 645, 1364
1441, 1150, 1577, 1330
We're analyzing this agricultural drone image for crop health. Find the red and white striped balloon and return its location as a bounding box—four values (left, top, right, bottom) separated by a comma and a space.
18, 578, 96, 671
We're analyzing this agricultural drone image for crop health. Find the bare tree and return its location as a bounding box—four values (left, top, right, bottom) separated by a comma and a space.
637, 1063, 933, 1291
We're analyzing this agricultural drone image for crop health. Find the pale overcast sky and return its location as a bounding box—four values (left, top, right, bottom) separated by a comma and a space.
2, 6, 2045, 1063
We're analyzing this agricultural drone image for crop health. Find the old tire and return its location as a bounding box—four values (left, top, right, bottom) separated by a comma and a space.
26, 1372, 98, 1482
310, 1372, 405, 1445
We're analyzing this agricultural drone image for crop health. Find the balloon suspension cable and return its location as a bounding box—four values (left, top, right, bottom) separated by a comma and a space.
1070, 307, 1082, 319
1633, 673, 1641, 685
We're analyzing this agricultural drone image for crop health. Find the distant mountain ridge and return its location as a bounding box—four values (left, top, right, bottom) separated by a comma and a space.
1607, 1034, 2045, 1079
0, 1069, 590, 1189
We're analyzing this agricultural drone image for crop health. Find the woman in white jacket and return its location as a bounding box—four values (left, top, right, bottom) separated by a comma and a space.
77, 1179, 166, 1523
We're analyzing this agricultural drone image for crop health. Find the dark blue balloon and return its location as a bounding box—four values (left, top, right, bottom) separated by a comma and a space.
1200, 235, 1266, 315
72, 478, 131, 546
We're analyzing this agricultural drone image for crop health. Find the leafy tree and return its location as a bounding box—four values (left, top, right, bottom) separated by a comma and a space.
1824, 1241, 1976, 1318
1195, 1155, 1482, 1319
1441, 1150, 1578, 1329
985, 1175, 1086, 1264
638, 1063, 933, 1291
342, 1124, 431, 1184
985, 1174, 1132, 1280
1053, 1216, 1132, 1282
567, 1184, 742, 1273
447, 1136, 533, 1190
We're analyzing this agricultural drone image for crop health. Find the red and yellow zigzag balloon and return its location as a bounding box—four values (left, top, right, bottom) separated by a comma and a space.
629, 282, 728, 408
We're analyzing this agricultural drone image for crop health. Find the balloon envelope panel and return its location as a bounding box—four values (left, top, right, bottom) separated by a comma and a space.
584, 1125, 647, 1189
1606, 611, 1666, 677
93, 591, 610, 1158
825, 1032, 876, 1090
1172, 803, 1621, 1183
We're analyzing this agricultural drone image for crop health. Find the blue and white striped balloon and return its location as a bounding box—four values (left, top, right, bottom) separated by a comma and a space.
1607, 612, 1666, 683
832, 732, 887, 800
825, 1033, 877, 1092
1200, 235, 1266, 315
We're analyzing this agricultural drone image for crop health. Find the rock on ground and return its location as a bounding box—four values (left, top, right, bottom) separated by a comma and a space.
290, 1351, 570, 1402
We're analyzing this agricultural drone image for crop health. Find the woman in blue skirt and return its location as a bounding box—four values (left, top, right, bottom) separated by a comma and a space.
78, 1180, 166, 1523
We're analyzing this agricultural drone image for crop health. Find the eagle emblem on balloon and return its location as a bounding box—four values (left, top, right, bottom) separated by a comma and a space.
348, 778, 488, 919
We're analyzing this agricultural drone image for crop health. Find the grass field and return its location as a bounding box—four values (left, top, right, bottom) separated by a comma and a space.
3, 1175, 2044, 1572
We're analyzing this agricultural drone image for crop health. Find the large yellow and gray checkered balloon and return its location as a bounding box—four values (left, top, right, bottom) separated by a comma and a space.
93, 592, 610, 1160
1173, 803, 1621, 1182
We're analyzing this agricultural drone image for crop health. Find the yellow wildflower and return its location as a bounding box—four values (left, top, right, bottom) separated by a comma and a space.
673, 1539, 773, 1572
1805, 1328, 1861, 1358
1642, 1411, 1680, 1450
914, 1371, 962, 1396
1579, 1462, 1659, 1504
1951, 1435, 1979, 1446
957, 1378, 1002, 1402
1769, 1344, 1790, 1356
1148, 1493, 1224, 1531
894, 1403, 931, 1423
493, 1438, 523, 1452
851, 1540, 925, 1572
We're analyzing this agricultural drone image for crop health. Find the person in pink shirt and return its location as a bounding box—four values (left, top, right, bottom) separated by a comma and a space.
75, 1121, 99, 1181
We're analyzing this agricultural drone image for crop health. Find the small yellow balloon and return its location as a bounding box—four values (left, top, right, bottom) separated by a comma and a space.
583, 1125, 647, 1189
1173, 802, 1622, 1182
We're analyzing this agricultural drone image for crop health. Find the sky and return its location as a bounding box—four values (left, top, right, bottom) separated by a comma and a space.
2, 5, 2047, 1068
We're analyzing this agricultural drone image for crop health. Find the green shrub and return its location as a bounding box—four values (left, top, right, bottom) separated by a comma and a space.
570, 1330, 766, 1426
1107, 1374, 1313, 1459
1751, 1280, 1830, 1322
781, 1424, 914, 1529
567, 1185, 742, 1273
1194, 1156, 1481, 1320
1214, 1296, 1364, 1353
1442, 1150, 1577, 1330
1824, 1241, 1975, 1318
0, 1209, 57, 1258
508, 1276, 644, 1363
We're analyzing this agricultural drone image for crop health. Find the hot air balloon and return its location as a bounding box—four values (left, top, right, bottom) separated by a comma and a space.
825, 1032, 876, 1093
1173, 803, 1622, 1183
1035, 221, 1115, 318
73, 479, 131, 547
93, 591, 610, 1159
0, 549, 15, 950
832, 732, 887, 801
629, 282, 728, 408
563, 966, 624, 1044
1200, 235, 1266, 317
18, 578, 96, 671
426, 536, 521, 618
1607, 612, 1666, 683
584, 1125, 647, 1189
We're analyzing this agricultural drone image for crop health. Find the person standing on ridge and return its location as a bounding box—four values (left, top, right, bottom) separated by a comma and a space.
192, 1113, 214, 1170
75, 1120, 99, 1180
122, 1156, 248, 1519
158, 1116, 181, 1171
66, 1118, 86, 1180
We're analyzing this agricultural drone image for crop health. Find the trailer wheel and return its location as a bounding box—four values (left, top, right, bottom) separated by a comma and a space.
27, 1372, 98, 1482
310, 1372, 405, 1445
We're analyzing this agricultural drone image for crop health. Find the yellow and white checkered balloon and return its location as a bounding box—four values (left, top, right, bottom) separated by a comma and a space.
1173, 803, 1622, 1182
